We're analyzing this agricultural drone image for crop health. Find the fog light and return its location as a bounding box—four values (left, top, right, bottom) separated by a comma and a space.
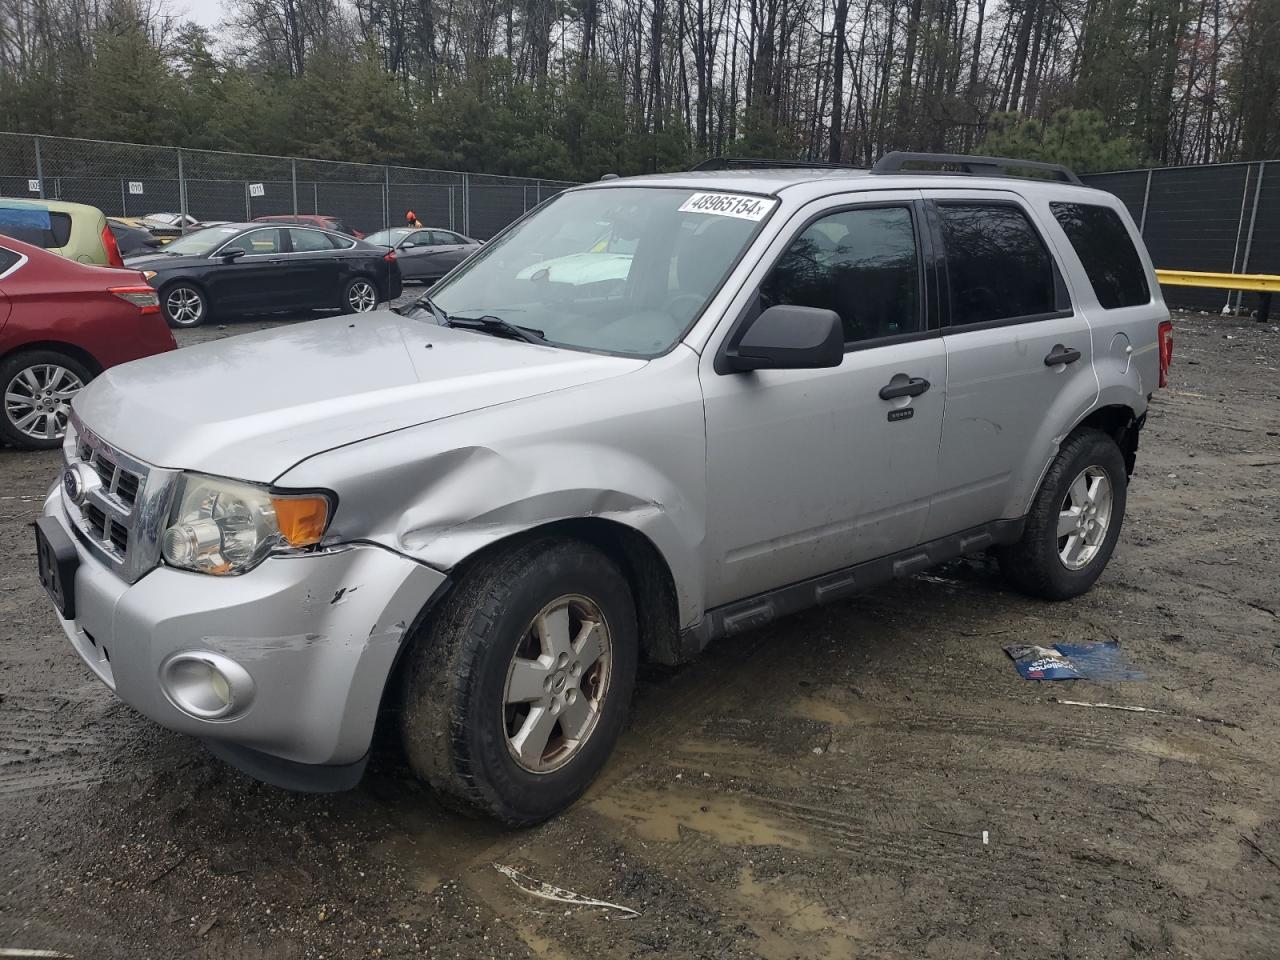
160, 652, 254, 720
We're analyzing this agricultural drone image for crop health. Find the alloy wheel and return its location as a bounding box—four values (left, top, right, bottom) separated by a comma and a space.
347, 280, 377, 312
4, 363, 83, 441
502, 595, 612, 774
166, 287, 204, 326
1057, 465, 1114, 570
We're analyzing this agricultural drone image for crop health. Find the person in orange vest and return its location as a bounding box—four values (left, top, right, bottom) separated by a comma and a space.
405, 210, 423, 228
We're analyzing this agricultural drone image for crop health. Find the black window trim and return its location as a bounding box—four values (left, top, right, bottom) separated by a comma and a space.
0, 246, 28, 281
928, 197, 1074, 334
1048, 200, 1153, 310
714, 198, 938, 374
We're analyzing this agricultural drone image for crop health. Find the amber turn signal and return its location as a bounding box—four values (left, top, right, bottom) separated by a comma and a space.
271, 496, 330, 547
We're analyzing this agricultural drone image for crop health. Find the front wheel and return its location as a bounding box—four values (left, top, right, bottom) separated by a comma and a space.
343, 277, 379, 313
160, 282, 209, 328
997, 427, 1128, 600
400, 538, 638, 825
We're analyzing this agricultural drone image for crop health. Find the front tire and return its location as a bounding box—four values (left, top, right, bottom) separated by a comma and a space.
0, 350, 92, 450
343, 276, 379, 313
997, 428, 1128, 600
400, 538, 638, 825
160, 282, 209, 328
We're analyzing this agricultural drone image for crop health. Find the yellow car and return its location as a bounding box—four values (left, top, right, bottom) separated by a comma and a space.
0, 198, 125, 266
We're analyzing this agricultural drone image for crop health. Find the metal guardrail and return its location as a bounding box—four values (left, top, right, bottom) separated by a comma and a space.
1156, 269, 1280, 320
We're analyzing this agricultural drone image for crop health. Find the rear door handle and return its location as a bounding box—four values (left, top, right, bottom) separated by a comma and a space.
1044, 345, 1082, 366
879, 376, 931, 400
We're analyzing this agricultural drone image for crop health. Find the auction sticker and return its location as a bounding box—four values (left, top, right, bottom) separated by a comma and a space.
678, 192, 776, 221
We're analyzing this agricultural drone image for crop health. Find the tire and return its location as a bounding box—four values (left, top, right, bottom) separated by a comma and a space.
343, 276, 379, 313
400, 538, 638, 825
0, 350, 93, 450
997, 427, 1128, 600
160, 281, 209, 328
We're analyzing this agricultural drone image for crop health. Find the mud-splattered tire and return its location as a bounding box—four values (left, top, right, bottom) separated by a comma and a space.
400, 538, 638, 825
997, 428, 1128, 600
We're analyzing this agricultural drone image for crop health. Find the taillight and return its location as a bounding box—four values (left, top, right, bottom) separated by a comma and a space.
101, 224, 125, 268
1158, 319, 1173, 388
110, 285, 160, 315
383, 250, 397, 262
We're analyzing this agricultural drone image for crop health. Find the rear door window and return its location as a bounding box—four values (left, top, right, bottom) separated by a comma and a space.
937, 203, 1063, 326
1050, 202, 1151, 308
288, 228, 337, 252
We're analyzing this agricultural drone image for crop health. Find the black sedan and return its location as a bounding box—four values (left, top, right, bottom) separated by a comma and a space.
125, 223, 403, 328
364, 227, 481, 283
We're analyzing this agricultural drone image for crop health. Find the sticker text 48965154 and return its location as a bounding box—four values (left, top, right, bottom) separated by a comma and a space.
677, 192, 777, 221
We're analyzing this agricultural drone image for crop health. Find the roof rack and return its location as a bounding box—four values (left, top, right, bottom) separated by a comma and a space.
870, 151, 1083, 186
691, 157, 853, 171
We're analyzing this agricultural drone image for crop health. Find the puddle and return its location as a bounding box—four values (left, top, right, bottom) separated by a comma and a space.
592, 786, 813, 849
735, 866, 863, 960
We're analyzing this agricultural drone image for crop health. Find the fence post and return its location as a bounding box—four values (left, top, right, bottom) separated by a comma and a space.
120, 179, 128, 217
536, 179, 543, 204
383, 165, 391, 231
177, 148, 188, 234
1139, 169, 1152, 235
291, 159, 298, 215
463, 173, 471, 237
33, 136, 45, 199
1237, 161, 1266, 312
244, 181, 251, 220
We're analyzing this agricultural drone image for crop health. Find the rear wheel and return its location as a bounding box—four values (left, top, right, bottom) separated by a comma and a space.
0, 350, 92, 450
161, 282, 209, 328
400, 538, 638, 825
997, 428, 1128, 600
343, 277, 379, 313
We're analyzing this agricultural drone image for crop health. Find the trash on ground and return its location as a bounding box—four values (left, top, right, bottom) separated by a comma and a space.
1003, 644, 1083, 680
1004, 640, 1143, 681
1051, 699, 1169, 714
494, 864, 639, 918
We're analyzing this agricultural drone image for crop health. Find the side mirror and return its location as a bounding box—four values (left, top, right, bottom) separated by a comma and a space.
400, 241, 416, 249
219, 247, 246, 262
723, 304, 844, 372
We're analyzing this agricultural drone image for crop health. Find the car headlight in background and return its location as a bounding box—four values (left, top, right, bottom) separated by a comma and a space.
161, 473, 332, 575
142, 270, 157, 280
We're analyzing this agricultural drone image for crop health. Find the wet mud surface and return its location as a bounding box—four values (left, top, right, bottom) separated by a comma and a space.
1, 308, 1278, 958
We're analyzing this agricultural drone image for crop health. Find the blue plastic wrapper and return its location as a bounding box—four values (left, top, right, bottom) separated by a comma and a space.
1004, 644, 1083, 680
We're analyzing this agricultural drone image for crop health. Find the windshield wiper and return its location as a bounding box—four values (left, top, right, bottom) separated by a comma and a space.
409, 293, 450, 325
447, 314, 549, 345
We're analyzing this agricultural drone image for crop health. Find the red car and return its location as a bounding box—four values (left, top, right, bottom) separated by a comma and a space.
252, 214, 365, 239
0, 235, 176, 450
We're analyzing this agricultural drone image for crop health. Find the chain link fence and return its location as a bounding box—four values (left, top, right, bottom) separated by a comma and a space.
1081, 161, 1280, 314
0, 132, 577, 239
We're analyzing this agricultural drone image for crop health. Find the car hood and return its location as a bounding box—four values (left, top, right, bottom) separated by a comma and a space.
124, 251, 208, 270
73, 311, 646, 481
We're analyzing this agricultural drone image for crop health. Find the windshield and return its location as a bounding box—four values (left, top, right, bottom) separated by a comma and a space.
366, 228, 412, 246
162, 226, 243, 257
426, 187, 774, 357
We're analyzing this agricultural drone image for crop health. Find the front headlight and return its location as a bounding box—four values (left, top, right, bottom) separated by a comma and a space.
161, 473, 332, 576
143, 270, 157, 280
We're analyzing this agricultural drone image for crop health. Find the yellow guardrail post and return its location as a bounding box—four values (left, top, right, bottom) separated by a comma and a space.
1155, 269, 1278, 322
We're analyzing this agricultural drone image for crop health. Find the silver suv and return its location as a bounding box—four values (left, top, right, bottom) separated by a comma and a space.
35, 153, 1174, 823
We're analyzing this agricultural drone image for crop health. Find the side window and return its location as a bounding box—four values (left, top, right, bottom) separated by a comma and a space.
1050, 202, 1150, 309
937, 203, 1060, 326
761, 205, 922, 344
48, 213, 73, 247
429, 231, 456, 245
289, 228, 336, 252
239, 229, 282, 254
409, 231, 433, 246
0, 247, 20, 277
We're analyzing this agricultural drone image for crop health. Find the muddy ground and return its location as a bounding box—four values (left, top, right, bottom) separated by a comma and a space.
1, 307, 1278, 959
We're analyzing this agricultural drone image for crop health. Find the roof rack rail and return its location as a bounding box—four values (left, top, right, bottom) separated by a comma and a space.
870, 151, 1083, 186
691, 156, 853, 171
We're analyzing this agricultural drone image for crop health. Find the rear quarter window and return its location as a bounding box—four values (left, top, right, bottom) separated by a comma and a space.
1050, 202, 1151, 309
0, 209, 72, 248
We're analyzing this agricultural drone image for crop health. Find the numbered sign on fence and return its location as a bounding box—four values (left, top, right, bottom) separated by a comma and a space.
27, 179, 39, 192
249, 183, 265, 197
128, 181, 144, 194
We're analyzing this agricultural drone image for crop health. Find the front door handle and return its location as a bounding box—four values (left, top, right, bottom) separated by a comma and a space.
879, 376, 931, 400
1044, 344, 1082, 366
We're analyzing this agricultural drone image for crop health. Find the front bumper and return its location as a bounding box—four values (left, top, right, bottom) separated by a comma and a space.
42, 486, 446, 780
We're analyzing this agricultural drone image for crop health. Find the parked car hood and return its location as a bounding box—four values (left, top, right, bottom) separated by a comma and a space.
124, 251, 208, 270
72, 311, 646, 481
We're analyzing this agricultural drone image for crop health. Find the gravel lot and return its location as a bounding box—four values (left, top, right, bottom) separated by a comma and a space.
1, 307, 1278, 959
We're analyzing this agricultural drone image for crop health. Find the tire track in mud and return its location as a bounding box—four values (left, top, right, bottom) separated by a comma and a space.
0, 690, 138, 798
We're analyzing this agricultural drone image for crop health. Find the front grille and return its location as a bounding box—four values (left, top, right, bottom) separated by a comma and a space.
62, 415, 176, 583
